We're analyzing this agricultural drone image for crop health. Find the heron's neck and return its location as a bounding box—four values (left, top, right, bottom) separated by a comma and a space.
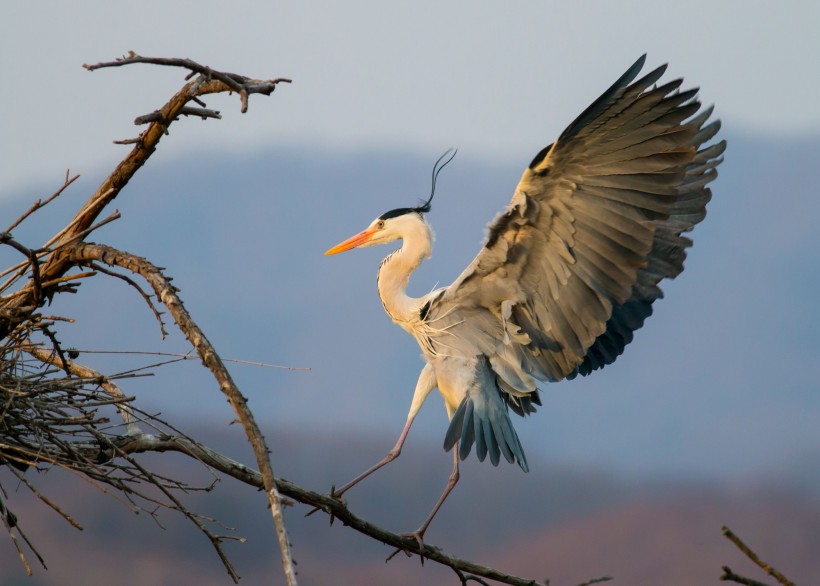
377, 224, 432, 326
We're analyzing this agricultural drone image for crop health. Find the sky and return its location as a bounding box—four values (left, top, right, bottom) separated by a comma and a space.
1, 1, 819, 199
1, 2, 819, 485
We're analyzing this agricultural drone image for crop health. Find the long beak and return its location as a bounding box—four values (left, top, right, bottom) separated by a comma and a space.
324, 227, 377, 256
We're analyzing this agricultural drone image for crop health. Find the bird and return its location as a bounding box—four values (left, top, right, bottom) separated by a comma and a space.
324, 54, 725, 545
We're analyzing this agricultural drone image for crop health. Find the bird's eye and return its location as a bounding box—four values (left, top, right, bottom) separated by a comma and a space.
376, 220, 385, 230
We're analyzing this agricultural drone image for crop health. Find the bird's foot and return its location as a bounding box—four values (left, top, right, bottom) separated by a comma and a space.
329, 484, 348, 504
304, 484, 347, 521
386, 529, 427, 564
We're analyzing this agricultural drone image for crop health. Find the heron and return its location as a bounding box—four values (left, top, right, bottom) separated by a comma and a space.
324, 54, 725, 545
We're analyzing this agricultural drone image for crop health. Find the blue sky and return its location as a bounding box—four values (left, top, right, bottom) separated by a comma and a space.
1, 1, 819, 198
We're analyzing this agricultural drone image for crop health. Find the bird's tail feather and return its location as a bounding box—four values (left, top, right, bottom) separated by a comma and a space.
443, 361, 529, 472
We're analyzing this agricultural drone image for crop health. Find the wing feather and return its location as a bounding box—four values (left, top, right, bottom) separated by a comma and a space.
427, 55, 725, 383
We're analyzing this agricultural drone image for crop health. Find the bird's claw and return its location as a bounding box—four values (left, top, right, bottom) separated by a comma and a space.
386, 530, 426, 564
328, 484, 348, 505
304, 484, 347, 521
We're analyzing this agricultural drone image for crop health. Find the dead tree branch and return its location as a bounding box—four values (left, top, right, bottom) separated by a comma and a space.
720, 567, 775, 586
0, 52, 290, 340
26, 345, 140, 435
82, 261, 168, 338
1, 337, 251, 580
134, 106, 222, 125
3, 171, 79, 234
1, 53, 295, 584
112, 432, 554, 586
83, 51, 292, 113
65, 242, 297, 586
720, 526, 795, 586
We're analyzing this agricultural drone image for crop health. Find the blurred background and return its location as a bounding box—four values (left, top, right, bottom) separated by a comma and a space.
1, 1, 818, 584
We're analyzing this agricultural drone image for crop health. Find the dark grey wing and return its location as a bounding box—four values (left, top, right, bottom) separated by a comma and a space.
432, 54, 726, 382
568, 111, 725, 378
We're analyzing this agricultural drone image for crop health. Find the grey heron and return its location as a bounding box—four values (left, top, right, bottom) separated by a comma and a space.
324, 54, 725, 544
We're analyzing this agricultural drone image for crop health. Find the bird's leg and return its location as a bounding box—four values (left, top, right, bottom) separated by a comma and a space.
331, 363, 437, 502
307, 416, 415, 520
330, 415, 415, 500
387, 446, 460, 563
405, 446, 460, 551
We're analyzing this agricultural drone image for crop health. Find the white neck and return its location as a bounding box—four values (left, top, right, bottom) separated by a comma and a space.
377, 217, 433, 328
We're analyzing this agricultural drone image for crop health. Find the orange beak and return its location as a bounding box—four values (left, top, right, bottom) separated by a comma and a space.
324, 227, 378, 256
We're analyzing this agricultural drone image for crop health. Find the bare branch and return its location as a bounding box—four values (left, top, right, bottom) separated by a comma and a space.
6, 465, 83, 530
26, 345, 140, 435
3, 172, 80, 233
66, 242, 298, 586
721, 526, 795, 586
64, 348, 309, 371
576, 578, 613, 586
178, 106, 222, 120
721, 566, 775, 586
84, 262, 168, 338
0, 54, 290, 339
90, 427, 242, 582
82, 51, 292, 113
50, 209, 121, 251
134, 106, 221, 125
0, 234, 42, 305
115, 432, 551, 586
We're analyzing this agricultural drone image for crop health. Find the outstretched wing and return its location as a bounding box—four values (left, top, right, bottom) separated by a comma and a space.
431, 54, 726, 383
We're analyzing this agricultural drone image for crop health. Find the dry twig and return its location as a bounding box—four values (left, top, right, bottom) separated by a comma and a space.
83, 51, 292, 113
66, 242, 297, 586
720, 525, 795, 586
0, 52, 290, 339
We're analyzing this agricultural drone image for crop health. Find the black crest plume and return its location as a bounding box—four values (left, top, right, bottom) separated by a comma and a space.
416, 148, 457, 213
378, 148, 457, 221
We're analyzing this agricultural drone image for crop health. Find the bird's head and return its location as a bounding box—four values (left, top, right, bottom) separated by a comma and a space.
324, 148, 456, 257
324, 209, 428, 255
